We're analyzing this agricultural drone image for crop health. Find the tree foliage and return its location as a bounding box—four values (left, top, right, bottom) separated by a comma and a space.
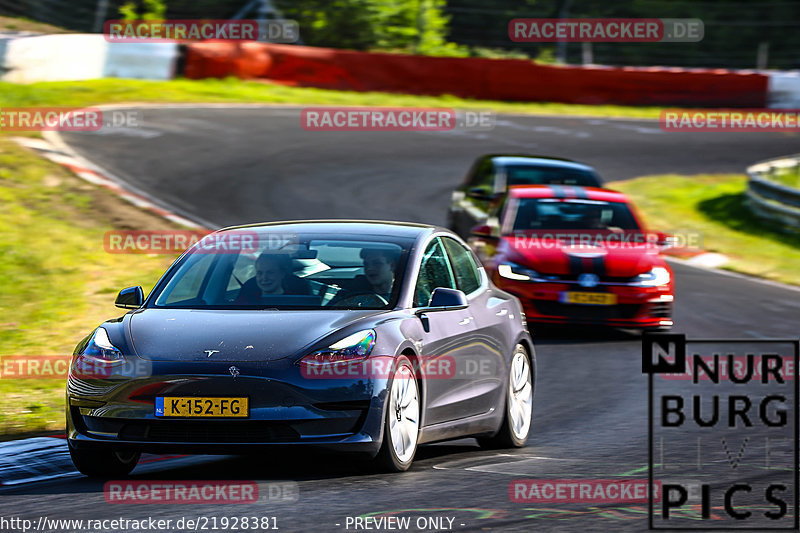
119, 0, 167, 21
273, 0, 455, 54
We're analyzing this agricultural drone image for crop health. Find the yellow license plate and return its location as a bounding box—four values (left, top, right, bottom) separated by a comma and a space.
155, 397, 249, 418
560, 291, 617, 305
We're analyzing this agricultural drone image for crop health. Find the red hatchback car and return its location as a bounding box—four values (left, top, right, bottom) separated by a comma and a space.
469, 185, 674, 330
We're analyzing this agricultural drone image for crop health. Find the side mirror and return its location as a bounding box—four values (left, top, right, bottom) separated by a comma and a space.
115, 286, 144, 309
414, 288, 469, 328
428, 287, 468, 309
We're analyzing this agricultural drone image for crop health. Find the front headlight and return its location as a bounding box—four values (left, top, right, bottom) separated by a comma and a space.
78, 327, 125, 364
632, 266, 671, 287
71, 327, 126, 379
498, 262, 540, 281
299, 329, 376, 366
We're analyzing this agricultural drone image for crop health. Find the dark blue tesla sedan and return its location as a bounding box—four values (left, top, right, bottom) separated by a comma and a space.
67, 221, 535, 475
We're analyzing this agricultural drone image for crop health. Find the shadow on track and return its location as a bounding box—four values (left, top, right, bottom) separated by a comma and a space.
528, 324, 642, 345
0, 440, 527, 497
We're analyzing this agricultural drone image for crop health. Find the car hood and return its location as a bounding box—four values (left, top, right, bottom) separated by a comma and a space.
129, 308, 383, 362
502, 235, 663, 277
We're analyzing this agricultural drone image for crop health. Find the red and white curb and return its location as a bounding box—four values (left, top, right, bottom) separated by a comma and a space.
662, 247, 730, 268
13, 134, 209, 231
680, 252, 729, 268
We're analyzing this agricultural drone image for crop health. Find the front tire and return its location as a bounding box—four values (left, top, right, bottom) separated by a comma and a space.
479, 344, 533, 448
375, 356, 420, 472
69, 441, 140, 478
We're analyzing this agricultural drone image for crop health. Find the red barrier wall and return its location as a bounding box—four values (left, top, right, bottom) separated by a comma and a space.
183, 42, 768, 107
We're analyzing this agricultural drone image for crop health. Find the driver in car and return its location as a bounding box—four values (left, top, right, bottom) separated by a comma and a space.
361, 248, 396, 300
328, 247, 398, 306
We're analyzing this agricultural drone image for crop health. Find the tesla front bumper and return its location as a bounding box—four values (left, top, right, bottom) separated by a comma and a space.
66, 358, 389, 456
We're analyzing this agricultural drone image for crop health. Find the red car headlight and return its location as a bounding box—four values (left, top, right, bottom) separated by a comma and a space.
631, 267, 671, 287
498, 262, 542, 281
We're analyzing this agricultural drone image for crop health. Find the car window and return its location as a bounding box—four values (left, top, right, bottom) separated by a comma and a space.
414, 238, 456, 307
506, 198, 641, 232
505, 165, 600, 187
159, 253, 216, 305
227, 253, 256, 292
441, 237, 481, 295
151, 232, 410, 310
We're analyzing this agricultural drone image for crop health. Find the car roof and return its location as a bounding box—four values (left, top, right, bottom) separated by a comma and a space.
484, 154, 596, 172
216, 219, 437, 239
507, 184, 629, 203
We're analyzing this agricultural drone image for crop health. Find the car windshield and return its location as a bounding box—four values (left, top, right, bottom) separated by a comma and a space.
149, 229, 411, 310
505, 198, 641, 232
504, 164, 600, 187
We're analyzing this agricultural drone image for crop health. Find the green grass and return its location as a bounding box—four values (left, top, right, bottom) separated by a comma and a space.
0, 139, 178, 436
609, 174, 800, 286
0, 78, 667, 119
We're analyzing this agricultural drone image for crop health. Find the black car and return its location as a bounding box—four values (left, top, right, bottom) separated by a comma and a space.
67, 221, 535, 475
448, 154, 603, 238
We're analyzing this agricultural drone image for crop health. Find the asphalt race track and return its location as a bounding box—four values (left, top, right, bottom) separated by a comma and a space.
52, 106, 800, 228
2, 107, 799, 532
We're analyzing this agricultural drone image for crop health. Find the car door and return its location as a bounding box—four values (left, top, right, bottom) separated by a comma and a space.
413, 237, 480, 426
440, 237, 507, 419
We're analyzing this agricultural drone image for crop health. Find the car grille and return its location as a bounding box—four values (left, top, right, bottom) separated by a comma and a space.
539, 273, 637, 284
650, 301, 672, 318
118, 420, 300, 443
533, 301, 641, 320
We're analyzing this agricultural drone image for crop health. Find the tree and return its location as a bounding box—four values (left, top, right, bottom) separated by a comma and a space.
119, 0, 167, 21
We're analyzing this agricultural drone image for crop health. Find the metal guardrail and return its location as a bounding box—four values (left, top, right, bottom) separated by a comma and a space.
746, 154, 800, 231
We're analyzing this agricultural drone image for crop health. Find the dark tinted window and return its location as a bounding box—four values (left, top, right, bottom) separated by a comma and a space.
442, 237, 481, 295
505, 165, 601, 187
414, 238, 455, 307
507, 198, 640, 231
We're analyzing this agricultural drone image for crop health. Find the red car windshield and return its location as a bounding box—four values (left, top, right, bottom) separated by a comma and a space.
504, 198, 641, 233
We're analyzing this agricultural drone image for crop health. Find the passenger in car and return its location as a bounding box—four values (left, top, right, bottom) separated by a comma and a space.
235, 253, 312, 303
